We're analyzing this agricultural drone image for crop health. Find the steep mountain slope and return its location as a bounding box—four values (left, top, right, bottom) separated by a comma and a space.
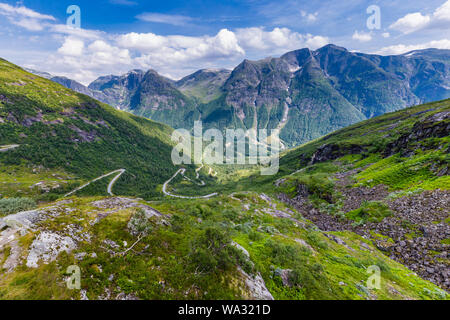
128, 70, 200, 128
50, 76, 112, 106
78, 45, 448, 147
207, 45, 448, 146
87, 69, 146, 109
24, 68, 52, 79
24, 69, 119, 107
0, 58, 177, 200
175, 69, 231, 103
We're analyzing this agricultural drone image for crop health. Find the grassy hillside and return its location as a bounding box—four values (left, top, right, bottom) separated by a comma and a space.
278, 98, 449, 187
0, 58, 178, 201
0, 194, 446, 300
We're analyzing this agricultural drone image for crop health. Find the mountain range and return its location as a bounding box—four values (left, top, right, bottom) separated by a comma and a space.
41, 44, 450, 147
0, 56, 449, 300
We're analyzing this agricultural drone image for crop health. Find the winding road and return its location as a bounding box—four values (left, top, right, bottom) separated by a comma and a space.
0, 143, 217, 200
0, 144, 19, 152
64, 169, 126, 197
162, 168, 218, 199
184, 165, 206, 186
208, 167, 217, 177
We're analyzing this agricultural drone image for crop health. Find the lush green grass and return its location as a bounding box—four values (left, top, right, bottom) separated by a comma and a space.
356, 151, 449, 191
1, 194, 446, 300
346, 201, 393, 225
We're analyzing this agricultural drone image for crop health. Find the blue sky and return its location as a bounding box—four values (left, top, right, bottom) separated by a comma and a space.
0, 0, 449, 84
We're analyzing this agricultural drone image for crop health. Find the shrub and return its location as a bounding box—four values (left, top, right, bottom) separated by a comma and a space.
296, 173, 335, 203
289, 264, 317, 288
190, 204, 214, 219
265, 239, 309, 267
346, 201, 393, 224
0, 197, 37, 216
127, 208, 153, 237
306, 230, 328, 250
288, 262, 331, 299
248, 230, 264, 242
189, 226, 242, 274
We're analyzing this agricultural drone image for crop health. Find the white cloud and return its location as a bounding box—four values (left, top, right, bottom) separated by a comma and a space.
433, 0, 450, 21
389, 12, 431, 34
382, 32, 390, 38
390, 0, 450, 34
132, 29, 245, 74
57, 37, 85, 56
235, 27, 329, 53
50, 24, 104, 40
136, 12, 193, 26
45, 36, 132, 84
301, 10, 318, 22
14, 18, 47, 31
116, 32, 170, 51
305, 35, 329, 49
88, 40, 131, 65
117, 29, 244, 61
0, 3, 55, 20
352, 30, 372, 42
307, 13, 318, 22
0, 2, 55, 31
376, 39, 450, 55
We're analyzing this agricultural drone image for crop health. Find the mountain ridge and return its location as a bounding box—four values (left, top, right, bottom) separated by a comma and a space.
27, 44, 450, 147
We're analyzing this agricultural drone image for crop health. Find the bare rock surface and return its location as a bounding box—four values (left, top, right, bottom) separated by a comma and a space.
3, 239, 22, 272
91, 197, 165, 219
3, 206, 62, 229
26, 231, 76, 268
238, 267, 274, 300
